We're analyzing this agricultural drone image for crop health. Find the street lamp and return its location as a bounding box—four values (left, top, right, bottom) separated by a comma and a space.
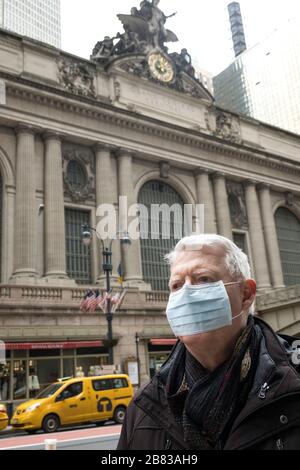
81, 224, 131, 365
135, 332, 141, 389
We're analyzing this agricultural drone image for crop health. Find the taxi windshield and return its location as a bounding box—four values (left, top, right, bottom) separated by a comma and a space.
36, 383, 62, 399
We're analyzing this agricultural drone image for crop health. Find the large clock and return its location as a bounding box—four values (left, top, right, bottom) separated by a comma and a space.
148, 52, 175, 83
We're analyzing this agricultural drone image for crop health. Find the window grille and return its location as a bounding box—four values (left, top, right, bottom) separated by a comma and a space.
138, 181, 184, 291
275, 207, 300, 286
65, 208, 92, 284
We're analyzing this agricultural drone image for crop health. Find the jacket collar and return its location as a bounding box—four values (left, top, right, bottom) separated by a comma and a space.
135, 317, 300, 449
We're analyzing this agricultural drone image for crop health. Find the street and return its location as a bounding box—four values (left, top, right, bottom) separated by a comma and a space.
0, 424, 121, 450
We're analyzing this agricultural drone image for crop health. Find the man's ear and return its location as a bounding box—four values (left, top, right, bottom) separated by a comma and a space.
242, 279, 256, 310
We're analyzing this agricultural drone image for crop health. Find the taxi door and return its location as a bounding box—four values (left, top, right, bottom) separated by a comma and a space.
111, 377, 132, 409
55, 381, 92, 425
90, 378, 114, 421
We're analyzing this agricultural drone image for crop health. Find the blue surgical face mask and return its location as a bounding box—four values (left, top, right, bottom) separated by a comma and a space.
166, 281, 243, 336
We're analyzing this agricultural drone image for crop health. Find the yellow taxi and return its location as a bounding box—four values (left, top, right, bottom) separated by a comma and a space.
0, 403, 9, 431
11, 374, 134, 434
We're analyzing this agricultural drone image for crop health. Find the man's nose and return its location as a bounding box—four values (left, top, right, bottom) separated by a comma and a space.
184, 277, 192, 286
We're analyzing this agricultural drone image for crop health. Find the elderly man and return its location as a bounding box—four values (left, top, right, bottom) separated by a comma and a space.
118, 234, 300, 450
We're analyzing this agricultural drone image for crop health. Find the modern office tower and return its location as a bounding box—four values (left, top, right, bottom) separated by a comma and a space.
228, 2, 247, 58
0, 0, 61, 48
214, 14, 300, 135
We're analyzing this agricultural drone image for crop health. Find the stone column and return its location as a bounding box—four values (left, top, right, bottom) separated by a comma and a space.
212, 172, 232, 240
44, 132, 68, 280
244, 180, 271, 288
117, 149, 145, 288
258, 183, 285, 288
195, 169, 217, 233
12, 126, 38, 281
95, 144, 121, 285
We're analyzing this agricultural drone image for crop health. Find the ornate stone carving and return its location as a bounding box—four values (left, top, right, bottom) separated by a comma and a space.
285, 192, 294, 207
119, 57, 209, 100
62, 144, 96, 203
214, 111, 241, 143
113, 79, 121, 101
226, 180, 248, 229
90, 1, 212, 101
256, 285, 300, 311
58, 59, 96, 98
160, 161, 170, 179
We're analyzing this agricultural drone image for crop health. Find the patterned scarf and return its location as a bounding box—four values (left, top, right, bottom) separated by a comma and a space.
165, 316, 262, 450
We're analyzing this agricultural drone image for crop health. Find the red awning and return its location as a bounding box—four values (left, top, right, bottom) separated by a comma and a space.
5, 341, 104, 350
150, 339, 177, 346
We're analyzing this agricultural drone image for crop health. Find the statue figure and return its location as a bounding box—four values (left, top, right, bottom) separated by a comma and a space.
118, 0, 178, 51
170, 48, 196, 77
92, 36, 115, 59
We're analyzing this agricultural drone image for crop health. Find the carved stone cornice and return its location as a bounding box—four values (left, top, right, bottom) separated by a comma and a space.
5, 82, 300, 179
256, 285, 300, 311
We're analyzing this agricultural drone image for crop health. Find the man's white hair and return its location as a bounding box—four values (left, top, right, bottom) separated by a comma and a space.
165, 234, 251, 279
165, 234, 255, 314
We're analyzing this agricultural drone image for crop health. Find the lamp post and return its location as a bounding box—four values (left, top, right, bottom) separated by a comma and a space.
135, 332, 141, 389
82, 225, 131, 365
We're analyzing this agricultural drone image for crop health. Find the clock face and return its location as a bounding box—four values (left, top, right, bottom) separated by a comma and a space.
148, 53, 175, 83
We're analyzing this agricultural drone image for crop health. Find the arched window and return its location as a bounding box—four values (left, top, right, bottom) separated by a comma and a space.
138, 181, 184, 291
0, 173, 2, 283
275, 207, 300, 286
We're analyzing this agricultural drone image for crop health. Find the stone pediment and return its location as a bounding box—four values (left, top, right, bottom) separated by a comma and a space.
107, 54, 214, 103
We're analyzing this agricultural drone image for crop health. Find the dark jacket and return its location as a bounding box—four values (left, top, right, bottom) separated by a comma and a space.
118, 318, 300, 450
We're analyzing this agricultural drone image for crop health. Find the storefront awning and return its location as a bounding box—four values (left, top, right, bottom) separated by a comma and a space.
149, 339, 177, 346
4, 341, 104, 350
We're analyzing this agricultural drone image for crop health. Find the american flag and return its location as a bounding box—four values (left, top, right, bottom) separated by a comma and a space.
86, 290, 101, 313
80, 289, 94, 312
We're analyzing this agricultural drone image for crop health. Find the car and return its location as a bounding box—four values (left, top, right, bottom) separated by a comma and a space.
11, 374, 134, 433
0, 403, 9, 431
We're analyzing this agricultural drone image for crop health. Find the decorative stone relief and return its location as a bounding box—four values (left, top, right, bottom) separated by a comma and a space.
214, 111, 241, 143
160, 162, 170, 179
58, 58, 96, 98
63, 144, 96, 203
226, 181, 248, 229
285, 192, 294, 207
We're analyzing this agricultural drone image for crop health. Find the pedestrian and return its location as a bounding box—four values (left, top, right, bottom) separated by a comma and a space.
117, 234, 300, 450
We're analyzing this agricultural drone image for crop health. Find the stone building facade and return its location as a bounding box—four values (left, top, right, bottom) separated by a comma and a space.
0, 27, 300, 408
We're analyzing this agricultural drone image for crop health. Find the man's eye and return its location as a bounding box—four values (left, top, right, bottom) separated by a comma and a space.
171, 283, 182, 291
196, 276, 211, 284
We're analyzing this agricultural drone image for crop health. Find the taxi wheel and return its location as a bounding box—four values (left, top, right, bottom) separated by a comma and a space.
42, 414, 60, 433
113, 406, 126, 424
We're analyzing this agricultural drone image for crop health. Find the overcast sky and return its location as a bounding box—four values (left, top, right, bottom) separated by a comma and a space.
61, 0, 300, 75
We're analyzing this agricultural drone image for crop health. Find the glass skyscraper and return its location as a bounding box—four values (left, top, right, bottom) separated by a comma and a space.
213, 17, 300, 136
0, 0, 61, 48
